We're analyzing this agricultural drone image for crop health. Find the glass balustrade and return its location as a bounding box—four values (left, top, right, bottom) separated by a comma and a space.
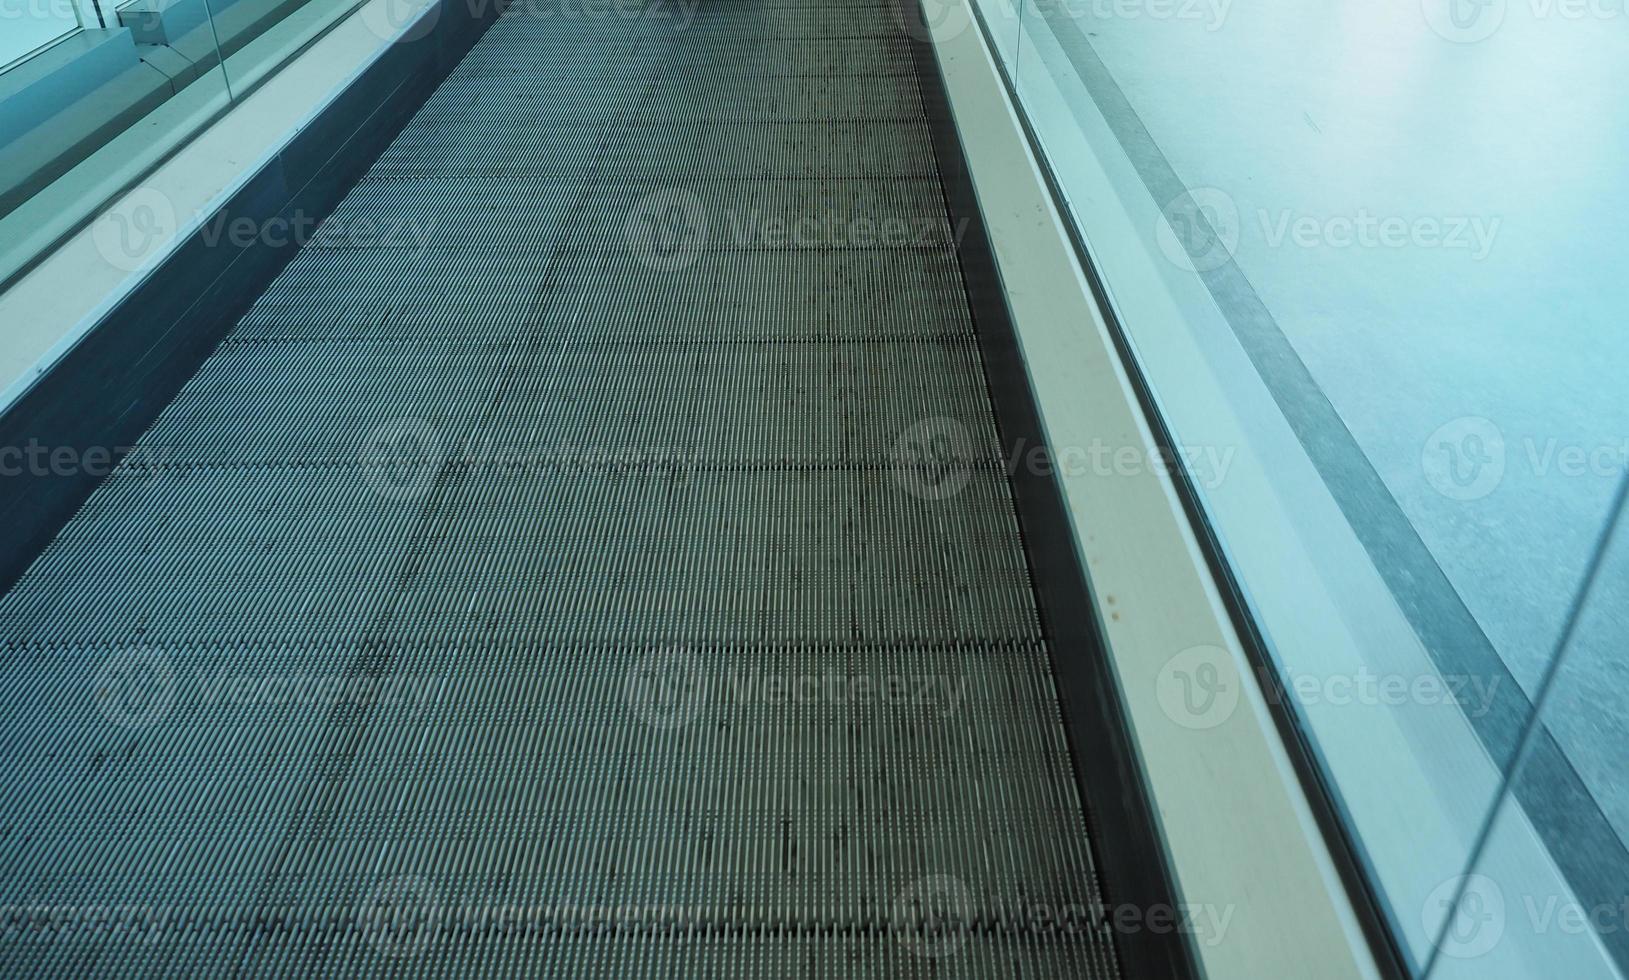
961, 0, 1629, 974
0, 0, 413, 287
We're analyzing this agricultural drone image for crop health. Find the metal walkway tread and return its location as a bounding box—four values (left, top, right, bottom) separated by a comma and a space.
0, 0, 1121, 975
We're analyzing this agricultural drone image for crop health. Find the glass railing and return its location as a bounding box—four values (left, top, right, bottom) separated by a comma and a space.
2, 2, 85, 71
964, 0, 1629, 975
1432, 474, 1629, 978
0, 0, 408, 289
1, 1, 232, 288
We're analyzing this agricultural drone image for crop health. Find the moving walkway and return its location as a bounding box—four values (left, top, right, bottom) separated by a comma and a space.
0, 0, 1176, 973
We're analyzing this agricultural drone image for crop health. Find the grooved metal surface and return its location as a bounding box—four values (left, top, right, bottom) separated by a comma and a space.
0, 0, 1121, 974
